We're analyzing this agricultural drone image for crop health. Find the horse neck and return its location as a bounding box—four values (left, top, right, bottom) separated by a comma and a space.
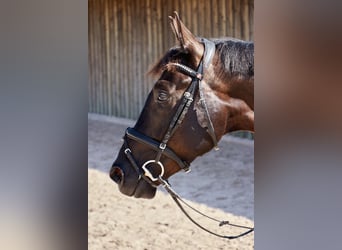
206, 75, 254, 134
228, 77, 254, 110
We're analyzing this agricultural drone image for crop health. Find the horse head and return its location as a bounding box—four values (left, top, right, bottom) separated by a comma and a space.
110, 12, 254, 199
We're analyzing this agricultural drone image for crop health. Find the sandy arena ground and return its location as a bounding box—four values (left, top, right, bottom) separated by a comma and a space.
88, 113, 254, 249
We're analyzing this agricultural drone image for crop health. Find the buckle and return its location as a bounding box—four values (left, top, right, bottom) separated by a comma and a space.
184, 92, 191, 98
159, 143, 166, 150
184, 167, 191, 173
124, 148, 131, 155
184, 92, 193, 102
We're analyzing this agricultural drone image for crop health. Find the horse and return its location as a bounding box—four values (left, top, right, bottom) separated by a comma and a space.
110, 12, 254, 200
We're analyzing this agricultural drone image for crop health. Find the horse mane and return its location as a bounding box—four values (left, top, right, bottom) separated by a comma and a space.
148, 38, 254, 80
212, 38, 254, 80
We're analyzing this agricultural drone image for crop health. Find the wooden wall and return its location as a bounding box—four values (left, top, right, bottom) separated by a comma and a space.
89, 0, 254, 119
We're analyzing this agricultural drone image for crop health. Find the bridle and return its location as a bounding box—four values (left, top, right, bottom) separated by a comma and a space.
122, 38, 254, 239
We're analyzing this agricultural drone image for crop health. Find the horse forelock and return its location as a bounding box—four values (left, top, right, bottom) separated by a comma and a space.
148, 47, 183, 78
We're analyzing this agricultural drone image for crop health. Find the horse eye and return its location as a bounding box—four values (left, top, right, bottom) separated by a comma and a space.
157, 91, 169, 102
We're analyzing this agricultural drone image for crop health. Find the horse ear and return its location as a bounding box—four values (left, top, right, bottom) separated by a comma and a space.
168, 11, 203, 59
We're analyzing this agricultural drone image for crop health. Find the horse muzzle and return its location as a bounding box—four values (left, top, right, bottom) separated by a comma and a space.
109, 163, 157, 199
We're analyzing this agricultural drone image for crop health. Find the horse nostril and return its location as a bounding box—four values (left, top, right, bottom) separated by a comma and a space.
110, 167, 124, 184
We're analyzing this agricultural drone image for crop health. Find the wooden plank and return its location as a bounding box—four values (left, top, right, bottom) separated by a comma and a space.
139, 0, 147, 113
218, 0, 226, 36
126, 1, 133, 117
146, 0, 152, 94
178, 0, 185, 38
242, 0, 249, 40
151, 0, 157, 93
91, 0, 96, 113
100, 0, 106, 114
234, 0, 241, 38
130, 0, 137, 118
185, 0, 191, 33
212, 0, 219, 38
156, 0, 162, 64
118, 0, 123, 117
109, 1, 119, 116
88, 0, 93, 112
95, 0, 101, 114
190, 0, 197, 36
197, 0, 205, 37
137, 0, 143, 114
99, 0, 105, 114
123, 1, 130, 117
112, 0, 120, 116
227, 0, 233, 36
204, 0, 211, 38
249, 0, 254, 40
104, 0, 112, 115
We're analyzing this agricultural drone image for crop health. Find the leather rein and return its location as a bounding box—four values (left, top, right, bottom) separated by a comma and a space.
123, 38, 254, 239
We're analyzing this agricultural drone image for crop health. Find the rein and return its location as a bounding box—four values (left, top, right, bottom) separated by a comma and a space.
158, 176, 254, 239
123, 38, 254, 239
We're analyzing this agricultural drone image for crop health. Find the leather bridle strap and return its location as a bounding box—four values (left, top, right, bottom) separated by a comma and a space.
125, 128, 190, 172
158, 176, 254, 239
199, 38, 219, 150
167, 38, 218, 150
153, 53, 204, 163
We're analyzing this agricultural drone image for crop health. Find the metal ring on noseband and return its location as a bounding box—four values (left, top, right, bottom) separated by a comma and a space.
141, 160, 165, 182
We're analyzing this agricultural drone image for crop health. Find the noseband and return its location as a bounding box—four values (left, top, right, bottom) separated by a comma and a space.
122, 38, 254, 239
